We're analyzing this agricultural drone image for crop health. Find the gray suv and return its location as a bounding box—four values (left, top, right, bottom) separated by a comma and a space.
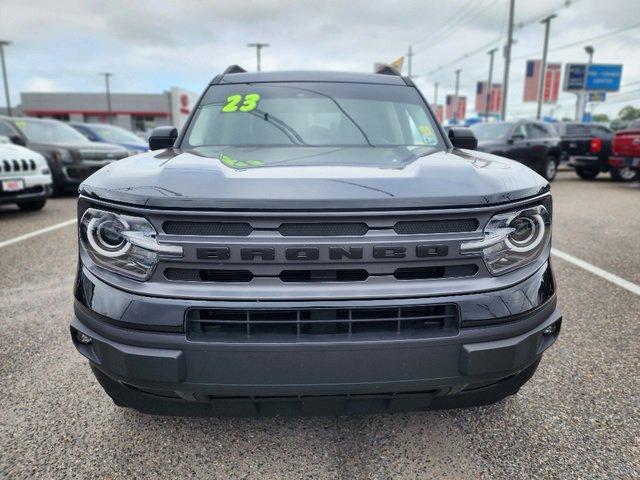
71, 66, 561, 416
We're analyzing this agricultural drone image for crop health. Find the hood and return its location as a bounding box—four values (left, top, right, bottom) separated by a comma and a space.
80, 146, 549, 210
0, 143, 44, 160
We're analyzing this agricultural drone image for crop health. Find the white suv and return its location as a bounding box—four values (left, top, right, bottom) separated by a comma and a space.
0, 136, 53, 211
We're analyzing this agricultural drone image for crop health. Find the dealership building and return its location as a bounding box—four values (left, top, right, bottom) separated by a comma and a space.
19, 87, 198, 132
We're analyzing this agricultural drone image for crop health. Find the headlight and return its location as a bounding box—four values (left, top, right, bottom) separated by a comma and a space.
52, 149, 73, 164
79, 208, 182, 280
461, 204, 551, 275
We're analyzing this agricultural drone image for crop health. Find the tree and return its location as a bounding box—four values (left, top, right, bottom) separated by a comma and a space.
591, 113, 610, 122
617, 105, 640, 122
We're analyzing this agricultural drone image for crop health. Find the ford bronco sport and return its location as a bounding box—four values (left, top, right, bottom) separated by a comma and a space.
71, 66, 561, 416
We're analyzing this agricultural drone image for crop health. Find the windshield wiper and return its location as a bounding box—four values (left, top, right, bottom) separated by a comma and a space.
248, 109, 309, 145
265, 84, 375, 147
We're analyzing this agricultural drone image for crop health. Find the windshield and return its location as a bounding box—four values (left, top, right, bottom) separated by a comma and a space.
89, 124, 145, 144
182, 82, 442, 148
470, 123, 513, 141
14, 119, 89, 144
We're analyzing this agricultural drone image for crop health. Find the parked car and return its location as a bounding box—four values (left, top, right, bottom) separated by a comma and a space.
555, 122, 635, 181
0, 135, 52, 211
71, 67, 561, 416
70, 123, 149, 154
470, 120, 561, 181
0, 117, 129, 194
609, 119, 640, 180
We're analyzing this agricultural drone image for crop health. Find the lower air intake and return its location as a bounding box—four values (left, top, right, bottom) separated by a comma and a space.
187, 304, 459, 342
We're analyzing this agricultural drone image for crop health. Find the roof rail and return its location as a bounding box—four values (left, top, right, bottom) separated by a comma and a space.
223, 65, 247, 75
374, 64, 402, 77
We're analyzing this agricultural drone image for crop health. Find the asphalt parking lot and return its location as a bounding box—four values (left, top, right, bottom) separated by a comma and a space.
0, 171, 638, 479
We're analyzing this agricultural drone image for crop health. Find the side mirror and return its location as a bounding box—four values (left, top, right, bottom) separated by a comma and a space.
10, 135, 26, 147
509, 133, 525, 144
448, 127, 478, 150
149, 126, 178, 150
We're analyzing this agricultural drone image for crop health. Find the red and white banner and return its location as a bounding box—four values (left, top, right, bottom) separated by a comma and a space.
475, 81, 502, 114
523, 60, 561, 104
445, 95, 466, 121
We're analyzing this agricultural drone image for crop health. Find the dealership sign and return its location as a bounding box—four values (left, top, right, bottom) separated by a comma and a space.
585, 64, 623, 91
563, 63, 623, 92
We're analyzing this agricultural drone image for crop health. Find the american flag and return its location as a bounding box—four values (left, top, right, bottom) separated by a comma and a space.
524, 60, 562, 103
475, 82, 502, 114
445, 95, 466, 121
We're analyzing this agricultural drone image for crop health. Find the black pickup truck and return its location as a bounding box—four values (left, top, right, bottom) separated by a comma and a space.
558, 122, 637, 181
70, 67, 561, 416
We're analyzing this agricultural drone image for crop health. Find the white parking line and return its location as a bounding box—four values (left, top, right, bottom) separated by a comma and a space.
0, 218, 77, 249
552, 248, 640, 297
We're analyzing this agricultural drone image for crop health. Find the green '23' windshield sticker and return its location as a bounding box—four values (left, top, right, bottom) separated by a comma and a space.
221, 93, 261, 113
219, 154, 264, 169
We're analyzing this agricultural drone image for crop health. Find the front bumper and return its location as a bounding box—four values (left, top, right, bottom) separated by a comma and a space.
54, 161, 117, 189
0, 173, 52, 205
71, 262, 561, 413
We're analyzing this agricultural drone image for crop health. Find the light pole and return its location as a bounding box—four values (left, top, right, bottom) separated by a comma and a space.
433, 82, 439, 107
485, 48, 498, 121
0, 40, 12, 117
536, 14, 556, 120
453, 69, 461, 122
585, 45, 594, 64
99, 73, 113, 124
407, 45, 414, 78
501, 0, 515, 120
582, 45, 594, 119
247, 43, 269, 72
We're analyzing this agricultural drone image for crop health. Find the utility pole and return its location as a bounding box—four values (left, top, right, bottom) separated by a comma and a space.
485, 48, 498, 122
453, 69, 461, 122
99, 73, 113, 124
0, 40, 12, 117
501, 0, 515, 121
407, 45, 414, 78
536, 14, 556, 120
247, 43, 269, 72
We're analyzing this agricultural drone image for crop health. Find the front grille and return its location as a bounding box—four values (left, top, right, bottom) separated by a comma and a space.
279, 223, 369, 236
79, 150, 128, 161
160, 218, 478, 237
2, 158, 37, 174
163, 221, 253, 236
164, 264, 478, 283
394, 219, 478, 234
186, 304, 459, 342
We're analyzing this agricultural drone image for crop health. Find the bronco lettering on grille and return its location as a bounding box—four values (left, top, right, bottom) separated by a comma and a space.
195, 245, 449, 261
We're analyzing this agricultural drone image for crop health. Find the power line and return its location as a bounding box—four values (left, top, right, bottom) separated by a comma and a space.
412, 0, 477, 48
425, 0, 502, 52
424, 0, 583, 78
512, 22, 640, 60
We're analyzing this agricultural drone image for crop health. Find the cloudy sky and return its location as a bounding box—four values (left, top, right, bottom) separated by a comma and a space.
2, 0, 640, 120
